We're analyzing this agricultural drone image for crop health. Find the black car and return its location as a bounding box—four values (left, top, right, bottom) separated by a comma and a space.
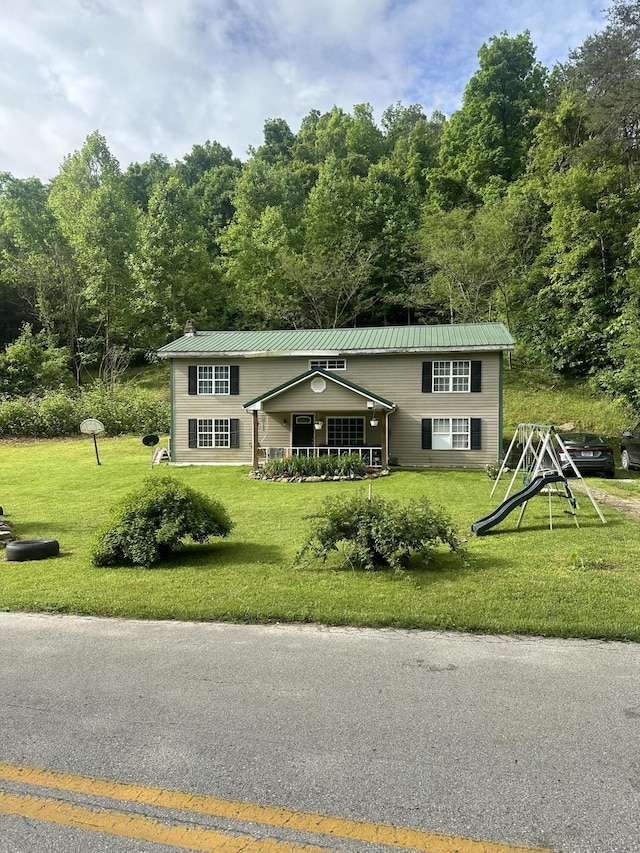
621, 423, 640, 471
557, 432, 615, 478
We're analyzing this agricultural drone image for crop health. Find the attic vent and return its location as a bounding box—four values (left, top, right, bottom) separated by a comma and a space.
184, 319, 197, 336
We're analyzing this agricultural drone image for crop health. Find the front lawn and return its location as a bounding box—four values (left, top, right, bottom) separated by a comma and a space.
1, 436, 639, 639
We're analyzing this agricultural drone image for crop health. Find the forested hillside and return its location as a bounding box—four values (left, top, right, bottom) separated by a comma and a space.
1, 1, 640, 407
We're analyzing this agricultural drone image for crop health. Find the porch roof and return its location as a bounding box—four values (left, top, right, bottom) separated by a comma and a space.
243, 368, 395, 412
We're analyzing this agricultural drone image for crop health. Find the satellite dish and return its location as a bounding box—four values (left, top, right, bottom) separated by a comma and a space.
142, 434, 160, 447
80, 418, 105, 435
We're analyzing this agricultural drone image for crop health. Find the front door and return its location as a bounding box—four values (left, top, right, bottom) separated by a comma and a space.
292, 414, 314, 448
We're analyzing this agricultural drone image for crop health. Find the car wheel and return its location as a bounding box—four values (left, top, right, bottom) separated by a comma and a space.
621, 449, 632, 470
5, 539, 60, 562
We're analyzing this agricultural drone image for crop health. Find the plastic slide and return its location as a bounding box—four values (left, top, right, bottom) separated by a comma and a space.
472, 472, 567, 535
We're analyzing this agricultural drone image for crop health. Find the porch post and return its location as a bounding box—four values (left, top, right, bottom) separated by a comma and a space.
381, 410, 388, 468
252, 410, 259, 470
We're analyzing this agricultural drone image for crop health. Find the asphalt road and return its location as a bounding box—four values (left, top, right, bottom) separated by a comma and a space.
0, 612, 639, 852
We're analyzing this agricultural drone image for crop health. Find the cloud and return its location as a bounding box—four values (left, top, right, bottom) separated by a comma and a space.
0, 0, 607, 181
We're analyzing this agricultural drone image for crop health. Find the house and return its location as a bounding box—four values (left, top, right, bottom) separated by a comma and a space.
157, 322, 515, 469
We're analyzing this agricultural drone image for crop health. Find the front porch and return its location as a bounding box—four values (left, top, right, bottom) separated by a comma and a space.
243, 367, 396, 471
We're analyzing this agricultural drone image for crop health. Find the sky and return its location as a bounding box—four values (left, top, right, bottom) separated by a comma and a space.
1, 0, 608, 182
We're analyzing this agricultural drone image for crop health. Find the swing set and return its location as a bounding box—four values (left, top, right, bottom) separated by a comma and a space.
471, 424, 606, 535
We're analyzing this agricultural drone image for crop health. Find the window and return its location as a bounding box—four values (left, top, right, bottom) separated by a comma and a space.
432, 417, 470, 450
422, 417, 481, 451
432, 361, 470, 393
309, 358, 346, 370
422, 360, 481, 393
192, 418, 229, 447
328, 417, 364, 446
189, 365, 240, 395
188, 418, 240, 449
197, 418, 214, 447
197, 366, 212, 395
197, 365, 229, 394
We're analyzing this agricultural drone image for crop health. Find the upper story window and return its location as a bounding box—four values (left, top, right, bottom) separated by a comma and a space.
309, 358, 346, 371
433, 361, 470, 392
197, 365, 229, 394
423, 360, 481, 393
189, 364, 241, 396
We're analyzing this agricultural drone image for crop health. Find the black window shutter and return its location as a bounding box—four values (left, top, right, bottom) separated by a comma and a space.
422, 362, 432, 393
188, 419, 198, 448
188, 366, 197, 395
471, 418, 481, 449
230, 418, 240, 447
230, 365, 240, 395
421, 419, 432, 450
471, 360, 482, 393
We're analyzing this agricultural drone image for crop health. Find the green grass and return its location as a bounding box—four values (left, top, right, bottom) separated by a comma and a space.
1, 436, 639, 640
503, 360, 636, 440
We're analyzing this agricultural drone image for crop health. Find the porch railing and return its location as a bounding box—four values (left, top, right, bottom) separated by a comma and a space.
259, 446, 383, 468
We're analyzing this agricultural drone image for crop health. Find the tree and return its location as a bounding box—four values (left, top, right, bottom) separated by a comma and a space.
431, 32, 549, 207
123, 153, 172, 212
0, 173, 85, 378
561, 0, 640, 170
132, 173, 227, 344
415, 208, 499, 322
530, 161, 635, 374
48, 132, 139, 382
254, 118, 296, 164
0, 324, 69, 397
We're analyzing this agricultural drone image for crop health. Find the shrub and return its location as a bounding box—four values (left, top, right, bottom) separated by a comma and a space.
0, 397, 41, 437
295, 492, 463, 571
38, 392, 84, 437
261, 452, 367, 479
80, 385, 170, 435
0, 385, 171, 438
91, 475, 234, 567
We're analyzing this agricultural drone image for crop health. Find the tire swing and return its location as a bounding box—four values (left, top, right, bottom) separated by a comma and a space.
5, 539, 60, 562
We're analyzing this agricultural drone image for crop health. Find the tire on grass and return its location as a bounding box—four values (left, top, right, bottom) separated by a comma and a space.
5, 539, 60, 562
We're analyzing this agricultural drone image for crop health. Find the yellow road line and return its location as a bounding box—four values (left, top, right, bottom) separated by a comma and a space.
0, 761, 556, 853
0, 791, 329, 852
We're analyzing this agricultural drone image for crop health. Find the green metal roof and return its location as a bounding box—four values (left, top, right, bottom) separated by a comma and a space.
158, 323, 515, 357
243, 368, 395, 410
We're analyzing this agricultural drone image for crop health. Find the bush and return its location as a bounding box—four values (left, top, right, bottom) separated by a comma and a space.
0, 385, 170, 438
38, 392, 84, 437
0, 397, 41, 437
91, 476, 234, 567
295, 492, 464, 571
80, 385, 170, 435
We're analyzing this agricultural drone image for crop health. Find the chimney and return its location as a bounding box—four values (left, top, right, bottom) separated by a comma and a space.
184, 319, 197, 337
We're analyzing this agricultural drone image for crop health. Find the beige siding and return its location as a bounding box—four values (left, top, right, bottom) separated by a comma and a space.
262, 377, 371, 411
170, 352, 503, 468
